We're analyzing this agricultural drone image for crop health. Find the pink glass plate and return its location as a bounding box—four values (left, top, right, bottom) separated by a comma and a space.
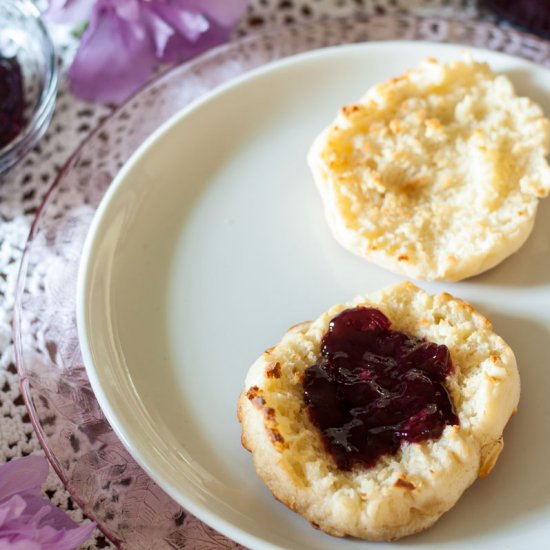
13, 15, 550, 549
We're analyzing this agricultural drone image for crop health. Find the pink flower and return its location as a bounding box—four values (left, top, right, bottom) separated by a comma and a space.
0, 456, 95, 549
46, 0, 249, 103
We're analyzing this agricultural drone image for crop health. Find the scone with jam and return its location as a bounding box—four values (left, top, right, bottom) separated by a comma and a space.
238, 282, 519, 541
308, 56, 550, 281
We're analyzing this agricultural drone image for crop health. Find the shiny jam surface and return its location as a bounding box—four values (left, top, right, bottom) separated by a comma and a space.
303, 307, 458, 471
0, 56, 25, 149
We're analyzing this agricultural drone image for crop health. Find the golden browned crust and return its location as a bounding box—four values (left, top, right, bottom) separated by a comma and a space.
308, 56, 550, 281
238, 282, 520, 541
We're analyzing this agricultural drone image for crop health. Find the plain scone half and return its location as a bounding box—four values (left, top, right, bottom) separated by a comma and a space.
308, 55, 550, 281
238, 281, 520, 541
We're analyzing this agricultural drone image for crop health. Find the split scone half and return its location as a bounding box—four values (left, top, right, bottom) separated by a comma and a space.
238, 282, 519, 541
308, 56, 550, 281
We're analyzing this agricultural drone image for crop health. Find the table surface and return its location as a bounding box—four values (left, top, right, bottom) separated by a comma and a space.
0, 0, 525, 548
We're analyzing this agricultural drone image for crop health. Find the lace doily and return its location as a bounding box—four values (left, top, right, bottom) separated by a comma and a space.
1, 1, 542, 548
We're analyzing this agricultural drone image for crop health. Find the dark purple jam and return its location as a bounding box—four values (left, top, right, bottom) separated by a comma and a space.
303, 307, 458, 471
0, 56, 25, 149
482, 0, 550, 37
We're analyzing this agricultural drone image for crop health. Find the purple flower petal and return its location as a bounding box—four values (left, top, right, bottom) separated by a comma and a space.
44, 0, 96, 24
112, 0, 141, 22
143, 9, 176, 58
22, 494, 79, 531
69, 0, 157, 102
1, 541, 41, 550
159, 18, 230, 63
1, 515, 95, 550
148, 3, 210, 43
0, 457, 95, 550
0, 495, 27, 526
61, 0, 248, 102
148, 0, 247, 63
7, 513, 96, 550
177, 0, 248, 27
0, 456, 47, 503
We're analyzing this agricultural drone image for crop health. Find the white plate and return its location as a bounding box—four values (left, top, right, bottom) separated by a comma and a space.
77, 41, 550, 549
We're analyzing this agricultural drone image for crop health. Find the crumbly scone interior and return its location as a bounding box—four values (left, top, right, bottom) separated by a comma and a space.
240, 282, 519, 539
309, 56, 550, 280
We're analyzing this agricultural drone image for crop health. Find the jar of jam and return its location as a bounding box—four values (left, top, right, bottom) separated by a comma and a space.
0, 55, 25, 150
0, 0, 57, 175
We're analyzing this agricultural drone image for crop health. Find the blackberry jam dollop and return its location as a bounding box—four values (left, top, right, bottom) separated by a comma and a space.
0, 56, 25, 149
303, 307, 458, 471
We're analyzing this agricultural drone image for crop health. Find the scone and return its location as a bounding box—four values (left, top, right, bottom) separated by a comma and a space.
238, 281, 519, 541
308, 56, 550, 281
